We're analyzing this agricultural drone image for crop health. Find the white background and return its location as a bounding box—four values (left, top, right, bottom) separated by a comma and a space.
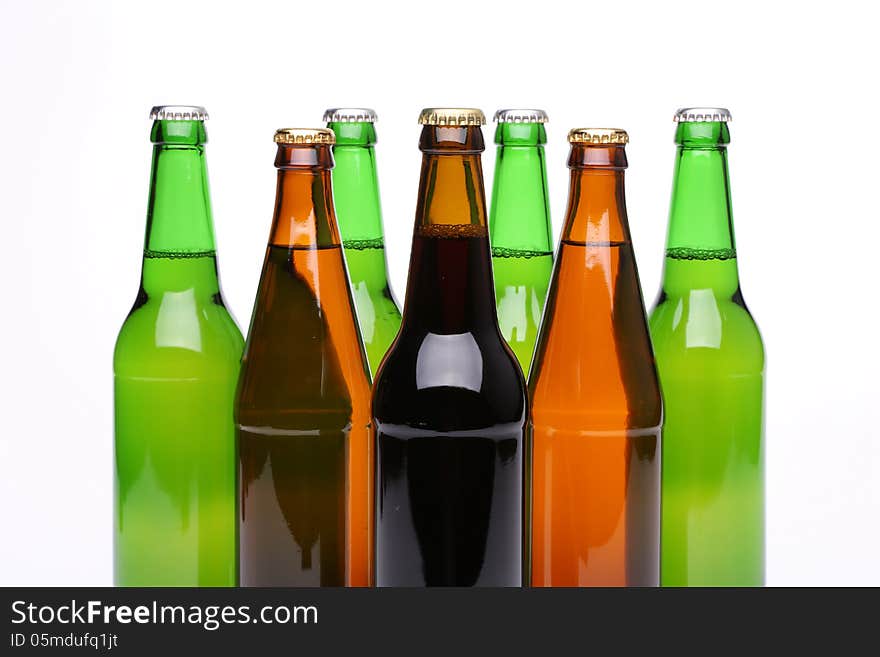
1, 0, 877, 586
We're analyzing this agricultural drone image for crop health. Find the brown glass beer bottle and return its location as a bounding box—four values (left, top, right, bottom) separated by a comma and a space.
236, 128, 373, 587
372, 109, 527, 587
529, 129, 662, 587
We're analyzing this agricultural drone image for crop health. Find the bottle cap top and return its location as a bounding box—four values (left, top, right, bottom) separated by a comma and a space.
493, 109, 548, 124
568, 128, 629, 145
323, 108, 378, 123
150, 105, 208, 121
418, 108, 486, 126
674, 107, 732, 123
274, 128, 336, 145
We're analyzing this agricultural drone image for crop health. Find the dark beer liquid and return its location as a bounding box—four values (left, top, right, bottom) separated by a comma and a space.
238, 244, 364, 586
373, 225, 526, 586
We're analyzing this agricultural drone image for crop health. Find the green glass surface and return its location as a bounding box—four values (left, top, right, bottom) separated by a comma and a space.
648, 120, 765, 586
327, 120, 401, 378
489, 122, 553, 376
113, 119, 244, 586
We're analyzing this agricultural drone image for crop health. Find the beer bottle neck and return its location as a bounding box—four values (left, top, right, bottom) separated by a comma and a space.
270, 144, 340, 248
141, 119, 219, 296
662, 121, 740, 296
562, 144, 630, 244
489, 123, 553, 255
415, 126, 487, 229
328, 122, 384, 245
144, 120, 217, 255
402, 125, 496, 333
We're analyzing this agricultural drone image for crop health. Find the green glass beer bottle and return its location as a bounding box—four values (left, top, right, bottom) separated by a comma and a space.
649, 108, 765, 586
114, 106, 244, 586
324, 108, 402, 378
489, 109, 554, 376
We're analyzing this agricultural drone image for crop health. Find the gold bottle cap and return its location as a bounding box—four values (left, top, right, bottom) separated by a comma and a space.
274, 128, 336, 145
568, 128, 629, 145
150, 105, 208, 121
418, 108, 486, 126
323, 108, 378, 123
674, 107, 731, 123
494, 109, 548, 124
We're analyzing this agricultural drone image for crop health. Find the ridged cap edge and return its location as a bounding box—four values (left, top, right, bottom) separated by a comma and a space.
674, 107, 732, 123
150, 105, 208, 121
274, 128, 336, 145
568, 128, 629, 145
418, 108, 486, 126
494, 108, 548, 124
323, 107, 378, 123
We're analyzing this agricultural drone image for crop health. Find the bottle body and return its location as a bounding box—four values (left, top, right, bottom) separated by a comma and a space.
529, 134, 661, 587
327, 117, 402, 378
649, 116, 765, 586
114, 113, 243, 586
236, 131, 373, 587
489, 117, 554, 376
373, 114, 526, 587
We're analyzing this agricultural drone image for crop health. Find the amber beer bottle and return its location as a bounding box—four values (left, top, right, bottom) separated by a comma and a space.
236, 129, 373, 587
529, 129, 661, 587
372, 108, 527, 587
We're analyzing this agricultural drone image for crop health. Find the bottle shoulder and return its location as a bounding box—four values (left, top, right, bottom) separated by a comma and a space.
529, 343, 663, 431
114, 290, 243, 374
649, 292, 764, 371
372, 327, 527, 427
349, 280, 402, 322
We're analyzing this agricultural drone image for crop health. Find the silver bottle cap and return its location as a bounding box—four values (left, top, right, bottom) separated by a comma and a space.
149, 105, 209, 121
323, 108, 378, 123
674, 107, 731, 123
493, 109, 549, 124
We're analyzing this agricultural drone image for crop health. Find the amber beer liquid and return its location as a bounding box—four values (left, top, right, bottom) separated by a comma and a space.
372, 109, 527, 587
529, 129, 662, 587
236, 129, 373, 587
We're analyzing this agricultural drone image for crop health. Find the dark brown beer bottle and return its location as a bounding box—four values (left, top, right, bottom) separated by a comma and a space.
529, 129, 661, 587
372, 109, 527, 587
236, 128, 373, 587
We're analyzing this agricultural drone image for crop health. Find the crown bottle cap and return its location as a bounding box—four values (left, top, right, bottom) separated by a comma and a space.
323, 108, 378, 123
493, 109, 548, 124
149, 105, 209, 121
674, 107, 732, 123
274, 128, 336, 145
568, 128, 629, 145
418, 108, 486, 126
